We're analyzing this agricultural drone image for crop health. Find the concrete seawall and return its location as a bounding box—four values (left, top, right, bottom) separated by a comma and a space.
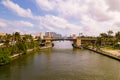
84, 47, 120, 61
10, 48, 38, 59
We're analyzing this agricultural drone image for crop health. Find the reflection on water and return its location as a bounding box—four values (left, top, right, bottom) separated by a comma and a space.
0, 41, 120, 80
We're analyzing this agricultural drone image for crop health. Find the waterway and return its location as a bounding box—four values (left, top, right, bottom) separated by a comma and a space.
0, 41, 120, 80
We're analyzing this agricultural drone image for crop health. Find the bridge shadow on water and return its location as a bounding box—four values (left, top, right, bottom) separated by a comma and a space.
51, 41, 86, 55
52, 41, 73, 52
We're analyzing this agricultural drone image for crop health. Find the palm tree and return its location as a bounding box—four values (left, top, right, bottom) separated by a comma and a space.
14, 32, 21, 42
107, 30, 113, 37
4, 34, 12, 47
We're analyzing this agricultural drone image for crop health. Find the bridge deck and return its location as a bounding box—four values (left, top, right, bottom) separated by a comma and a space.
43, 37, 97, 41
51, 38, 75, 41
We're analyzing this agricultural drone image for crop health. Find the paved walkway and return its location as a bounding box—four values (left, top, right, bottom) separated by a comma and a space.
101, 49, 120, 56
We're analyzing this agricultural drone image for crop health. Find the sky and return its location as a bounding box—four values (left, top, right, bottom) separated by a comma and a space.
0, 0, 120, 36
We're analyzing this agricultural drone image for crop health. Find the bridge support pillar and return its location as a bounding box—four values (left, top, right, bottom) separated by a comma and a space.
73, 38, 81, 47
76, 38, 81, 46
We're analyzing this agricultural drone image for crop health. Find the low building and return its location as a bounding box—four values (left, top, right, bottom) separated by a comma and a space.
0, 43, 4, 46
0, 33, 6, 36
45, 32, 62, 39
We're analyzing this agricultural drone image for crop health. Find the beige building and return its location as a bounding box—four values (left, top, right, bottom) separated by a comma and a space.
72, 34, 77, 39
39, 32, 44, 39
45, 32, 51, 38
36, 32, 44, 39
0, 33, 6, 36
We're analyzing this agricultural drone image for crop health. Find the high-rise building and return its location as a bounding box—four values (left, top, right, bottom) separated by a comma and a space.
45, 32, 62, 38
45, 32, 51, 38
72, 34, 77, 39
39, 32, 44, 39
36, 32, 44, 39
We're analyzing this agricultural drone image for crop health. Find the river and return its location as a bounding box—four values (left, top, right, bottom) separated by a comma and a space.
0, 41, 120, 80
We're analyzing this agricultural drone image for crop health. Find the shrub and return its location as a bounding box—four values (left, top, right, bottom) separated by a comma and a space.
0, 48, 11, 65
17, 41, 27, 54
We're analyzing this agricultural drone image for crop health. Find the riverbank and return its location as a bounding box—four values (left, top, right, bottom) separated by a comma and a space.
84, 47, 120, 61
10, 48, 38, 59
0, 47, 39, 66
101, 48, 120, 57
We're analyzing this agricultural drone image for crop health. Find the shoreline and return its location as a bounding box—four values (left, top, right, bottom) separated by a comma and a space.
10, 48, 38, 59
101, 49, 120, 57
84, 47, 120, 61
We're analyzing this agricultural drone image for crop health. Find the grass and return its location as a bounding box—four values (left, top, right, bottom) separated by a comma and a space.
101, 46, 117, 50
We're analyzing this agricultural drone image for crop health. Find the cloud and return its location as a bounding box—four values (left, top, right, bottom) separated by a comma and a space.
35, 0, 88, 19
0, 19, 35, 33
105, 0, 120, 11
15, 21, 34, 27
36, 0, 55, 11
2, 0, 38, 19
39, 15, 82, 34
0, 21, 8, 28
36, 0, 120, 34
0, 19, 34, 28
87, 0, 113, 22
35, 0, 111, 22
1, 0, 120, 35
80, 15, 120, 35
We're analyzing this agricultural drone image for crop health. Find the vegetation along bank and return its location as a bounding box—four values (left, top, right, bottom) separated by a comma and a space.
0, 32, 39, 65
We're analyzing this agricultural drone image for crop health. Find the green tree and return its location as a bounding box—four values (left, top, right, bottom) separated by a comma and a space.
0, 47, 11, 65
115, 31, 120, 41
100, 33, 108, 46
17, 41, 27, 54
100, 33, 108, 38
114, 31, 120, 49
0, 36, 2, 42
4, 34, 12, 47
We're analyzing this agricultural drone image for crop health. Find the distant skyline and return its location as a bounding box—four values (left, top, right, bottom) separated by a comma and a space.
0, 0, 120, 36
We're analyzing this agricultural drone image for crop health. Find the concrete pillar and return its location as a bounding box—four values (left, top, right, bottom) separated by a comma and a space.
75, 38, 81, 46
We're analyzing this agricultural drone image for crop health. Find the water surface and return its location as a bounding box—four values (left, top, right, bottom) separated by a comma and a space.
0, 41, 120, 80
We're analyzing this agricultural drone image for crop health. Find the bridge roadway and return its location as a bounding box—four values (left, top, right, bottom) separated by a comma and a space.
36, 37, 97, 42
44, 37, 97, 42
51, 38, 76, 41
